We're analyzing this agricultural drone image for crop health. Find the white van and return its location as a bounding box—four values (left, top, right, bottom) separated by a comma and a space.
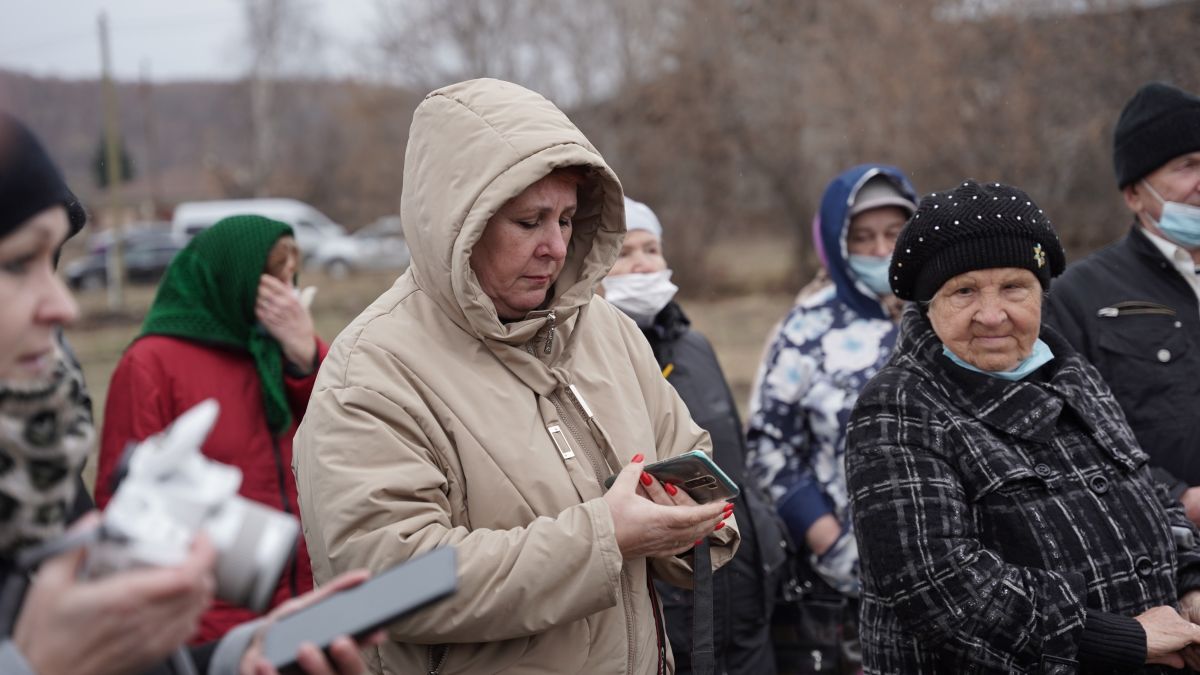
171, 198, 345, 259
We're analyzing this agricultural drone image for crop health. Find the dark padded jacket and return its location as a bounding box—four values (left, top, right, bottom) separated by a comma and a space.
643, 302, 788, 675
1046, 226, 1200, 495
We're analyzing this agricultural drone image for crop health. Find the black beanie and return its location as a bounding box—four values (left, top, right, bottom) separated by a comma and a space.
0, 113, 87, 241
1113, 82, 1200, 188
889, 180, 1067, 302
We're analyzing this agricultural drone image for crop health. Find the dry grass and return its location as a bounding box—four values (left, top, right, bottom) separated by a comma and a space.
66, 253, 796, 492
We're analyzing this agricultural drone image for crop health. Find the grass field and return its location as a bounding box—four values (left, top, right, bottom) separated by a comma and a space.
65, 264, 795, 492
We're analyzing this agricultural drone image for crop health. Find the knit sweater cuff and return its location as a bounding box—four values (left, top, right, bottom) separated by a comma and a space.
1077, 609, 1145, 672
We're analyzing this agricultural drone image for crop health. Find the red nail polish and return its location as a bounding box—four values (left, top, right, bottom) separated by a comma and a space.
714, 521, 725, 531
723, 502, 735, 512
694, 539, 703, 547
722, 510, 732, 520
664, 483, 678, 496
640, 472, 653, 486
632, 453, 644, 463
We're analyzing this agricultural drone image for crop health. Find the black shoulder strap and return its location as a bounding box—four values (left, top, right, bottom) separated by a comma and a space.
691, 540, 715, 675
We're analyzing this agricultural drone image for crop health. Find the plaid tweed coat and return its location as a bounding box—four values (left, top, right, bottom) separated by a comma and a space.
846, 308, 1200, 674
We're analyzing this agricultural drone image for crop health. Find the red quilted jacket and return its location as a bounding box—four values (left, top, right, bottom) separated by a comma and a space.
95, 334, 326, 643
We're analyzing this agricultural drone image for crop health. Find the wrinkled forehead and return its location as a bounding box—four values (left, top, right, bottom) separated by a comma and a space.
939, 266, 1040, 289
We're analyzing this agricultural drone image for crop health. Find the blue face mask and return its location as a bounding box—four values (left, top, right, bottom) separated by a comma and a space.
847, 254, 894, 297
942, 338, 1054, 381
1143, 180, 1200, 249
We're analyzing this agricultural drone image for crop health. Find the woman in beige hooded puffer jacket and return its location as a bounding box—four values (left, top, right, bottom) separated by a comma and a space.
293, 78, 740, 674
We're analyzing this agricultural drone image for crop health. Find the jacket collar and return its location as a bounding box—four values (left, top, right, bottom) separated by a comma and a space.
1128, 222, 1178, 267
894, 307, 1145, 469
646, 301, 690, 343
893, 308, 1079, 445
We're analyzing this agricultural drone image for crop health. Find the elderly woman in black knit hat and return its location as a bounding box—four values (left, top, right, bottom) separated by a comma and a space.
846, 180, 1200, 674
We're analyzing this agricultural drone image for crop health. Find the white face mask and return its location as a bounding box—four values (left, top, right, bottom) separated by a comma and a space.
601, 269, 679, 324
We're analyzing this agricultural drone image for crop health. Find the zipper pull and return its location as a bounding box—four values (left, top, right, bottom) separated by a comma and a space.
544, 310, 557, 354
546, 423, 575, 460
568, 384, 594, 420
1097, 307, 1119, 318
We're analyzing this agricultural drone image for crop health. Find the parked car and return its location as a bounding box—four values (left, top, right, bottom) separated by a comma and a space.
310, 215, 411, 279
171, 198, 346, 261
65, 228, 186, 290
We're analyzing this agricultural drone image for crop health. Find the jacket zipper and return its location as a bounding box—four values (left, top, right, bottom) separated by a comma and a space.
1097, 300, 1177, 317
544, 310, 556, 354
549, 388, 637, 674
549, 393, 606, 484
270, 433, 300, 598
526, 316, 638, 673
427, 644, 448, 674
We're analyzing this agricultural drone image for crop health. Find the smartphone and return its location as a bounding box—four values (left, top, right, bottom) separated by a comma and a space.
261, 547, 457, 673
604, 450, 740, 503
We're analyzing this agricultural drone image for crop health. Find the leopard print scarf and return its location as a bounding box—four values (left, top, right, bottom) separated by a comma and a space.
0, 348, 93, 553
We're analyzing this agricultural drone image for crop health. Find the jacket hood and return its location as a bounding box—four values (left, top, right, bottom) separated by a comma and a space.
400, 78, 625, 347
812, 163, 917, 320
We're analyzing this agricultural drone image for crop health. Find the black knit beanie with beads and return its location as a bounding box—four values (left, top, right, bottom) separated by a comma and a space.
0, 113, 87, 241
888, 180, 1066, 302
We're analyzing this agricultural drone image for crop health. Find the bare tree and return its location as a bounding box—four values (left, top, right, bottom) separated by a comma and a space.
352, 0, 1200, 292
241, 0, 325, 196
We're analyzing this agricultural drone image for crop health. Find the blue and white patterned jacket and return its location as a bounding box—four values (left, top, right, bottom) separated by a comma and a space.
746, 164, 916, 596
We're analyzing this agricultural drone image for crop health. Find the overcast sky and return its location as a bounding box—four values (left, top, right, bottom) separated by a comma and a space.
0, 0, 377, 82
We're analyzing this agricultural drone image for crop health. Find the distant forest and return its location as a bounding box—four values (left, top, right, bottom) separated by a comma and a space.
3, 0, 1199, 294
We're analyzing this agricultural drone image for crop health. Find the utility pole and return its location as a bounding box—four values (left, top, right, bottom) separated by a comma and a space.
99, 11, 126, 311
139, 60, 163, 219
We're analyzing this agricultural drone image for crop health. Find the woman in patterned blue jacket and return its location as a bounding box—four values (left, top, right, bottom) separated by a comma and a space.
748, 164, 917, 592
747, 164, 916, 671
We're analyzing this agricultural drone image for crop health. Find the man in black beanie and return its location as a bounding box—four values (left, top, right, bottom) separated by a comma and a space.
1046, 81, 1200, 523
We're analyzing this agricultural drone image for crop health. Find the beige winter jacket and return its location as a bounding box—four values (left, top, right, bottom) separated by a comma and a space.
293, 78, 739, 675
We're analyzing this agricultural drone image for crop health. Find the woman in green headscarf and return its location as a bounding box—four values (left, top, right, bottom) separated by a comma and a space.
95, 215, 327, 642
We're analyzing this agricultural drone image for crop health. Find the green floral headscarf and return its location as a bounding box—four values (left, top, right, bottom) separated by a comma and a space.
140, 215, 295, 435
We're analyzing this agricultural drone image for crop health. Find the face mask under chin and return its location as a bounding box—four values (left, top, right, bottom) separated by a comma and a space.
1142, 180, 1200, 249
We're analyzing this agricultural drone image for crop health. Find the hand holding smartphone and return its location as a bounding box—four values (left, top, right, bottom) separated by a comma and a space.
261, 547, 457, 673
604, 450, 739, 503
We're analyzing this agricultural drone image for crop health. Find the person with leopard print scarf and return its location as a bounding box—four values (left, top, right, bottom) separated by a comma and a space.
0, 112, 377, 675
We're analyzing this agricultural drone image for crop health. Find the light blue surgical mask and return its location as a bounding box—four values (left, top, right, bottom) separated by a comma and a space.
847, 254, 894, 297
942, 338, 1054, 381
1142, 180, 1200, 249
